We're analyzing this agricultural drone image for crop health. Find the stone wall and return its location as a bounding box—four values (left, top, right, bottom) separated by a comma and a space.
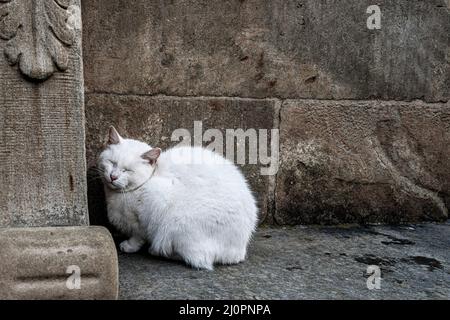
82, 0, 449, 225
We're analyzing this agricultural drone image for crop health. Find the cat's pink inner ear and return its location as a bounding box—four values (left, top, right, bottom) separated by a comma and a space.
142, 148, 161, 165
108, 126, 122, 145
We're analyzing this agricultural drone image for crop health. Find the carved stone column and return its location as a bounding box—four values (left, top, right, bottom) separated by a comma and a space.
0, 0, 118, 299
0, 0, 87, 226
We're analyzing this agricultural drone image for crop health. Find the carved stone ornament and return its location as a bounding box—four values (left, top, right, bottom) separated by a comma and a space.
0, 0, 80, 81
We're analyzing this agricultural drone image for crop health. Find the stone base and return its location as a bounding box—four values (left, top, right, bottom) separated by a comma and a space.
0, 226, 118, 300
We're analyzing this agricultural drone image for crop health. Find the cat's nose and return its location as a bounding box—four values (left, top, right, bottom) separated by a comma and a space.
110, 174, 118, 182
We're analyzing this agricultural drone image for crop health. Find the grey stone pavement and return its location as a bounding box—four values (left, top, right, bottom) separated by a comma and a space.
118, 222, 450, 300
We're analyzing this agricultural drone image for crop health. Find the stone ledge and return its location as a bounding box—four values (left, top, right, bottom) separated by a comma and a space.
0, 226, 118, 300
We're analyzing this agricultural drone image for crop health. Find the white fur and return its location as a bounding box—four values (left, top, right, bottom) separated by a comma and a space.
98, 134, 258, 270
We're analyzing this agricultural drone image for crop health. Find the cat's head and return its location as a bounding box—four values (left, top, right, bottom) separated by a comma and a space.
97, 126, 161, 191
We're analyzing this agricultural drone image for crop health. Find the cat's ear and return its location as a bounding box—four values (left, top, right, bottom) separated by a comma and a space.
108, 126, 122, 145
142, 148, 161, 165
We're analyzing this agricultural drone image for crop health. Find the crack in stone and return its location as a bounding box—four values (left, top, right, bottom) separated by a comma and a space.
86, 91, 449, 104
270, 99, 282, 225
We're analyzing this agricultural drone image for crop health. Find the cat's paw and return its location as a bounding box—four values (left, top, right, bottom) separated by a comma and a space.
119, 240, 141, 253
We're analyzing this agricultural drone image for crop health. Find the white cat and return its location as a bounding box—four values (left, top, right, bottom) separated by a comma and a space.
98, 126, 258, 270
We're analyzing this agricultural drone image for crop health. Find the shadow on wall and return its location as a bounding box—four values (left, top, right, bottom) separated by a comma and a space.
87, 168, 127, 242
87, 168, 109, 228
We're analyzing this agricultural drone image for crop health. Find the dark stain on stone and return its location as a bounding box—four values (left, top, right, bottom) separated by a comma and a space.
240, 55, 249, 61
354, 254, 397, 267
305, 75, 317, 84
286, 265, 303, 271
161, 53, 174, 67
255, 52, 265, 81
256, 53, 264, 68
381, 238, 415, 245
255, 73, 264, 81
209, 100, 224, 112
268, 79, 277, 88
263, 234, 272, 239
368, 229, 415, 246
407, 256, 443, 271
69, 174, 74, 192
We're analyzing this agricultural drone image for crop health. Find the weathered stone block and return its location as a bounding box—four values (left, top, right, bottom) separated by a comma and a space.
0, 226, 118, 300
85, 94, 279, 225
0, 0, 88, 227
276, 100, 450, 224
82, 0, 449, 102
